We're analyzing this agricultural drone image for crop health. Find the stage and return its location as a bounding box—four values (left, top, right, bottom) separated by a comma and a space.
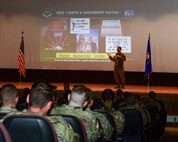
1, 82, 178, 94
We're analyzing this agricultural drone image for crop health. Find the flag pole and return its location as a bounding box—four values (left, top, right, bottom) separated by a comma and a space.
18, 75, 22, 90
147, 74, 150, 92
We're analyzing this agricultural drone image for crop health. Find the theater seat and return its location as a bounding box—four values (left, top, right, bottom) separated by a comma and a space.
2, 114, 58, 142
60, 114, 88, 142
122, 109, 144, 142
0, 122, 11, 142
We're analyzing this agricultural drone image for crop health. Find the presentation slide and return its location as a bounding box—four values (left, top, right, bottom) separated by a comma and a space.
40, 10, 132, 62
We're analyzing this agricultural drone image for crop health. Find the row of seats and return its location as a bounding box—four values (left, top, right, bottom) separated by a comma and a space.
0, 113, 119, 142
121, 106, 166, 142
0, 108, 165, 142
0, 114, 88, 142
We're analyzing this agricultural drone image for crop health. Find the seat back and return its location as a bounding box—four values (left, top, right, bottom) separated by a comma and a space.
0, 122, 11, 142
61, 114, 87, 142
3, 114, 58, 142
122, 108, 143, 142
147, 105, 161, 141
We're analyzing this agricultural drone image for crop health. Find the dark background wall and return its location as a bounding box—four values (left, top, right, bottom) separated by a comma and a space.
0, 69, 178, 86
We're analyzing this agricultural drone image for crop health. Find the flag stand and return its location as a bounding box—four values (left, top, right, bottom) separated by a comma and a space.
147, 74, 150, 93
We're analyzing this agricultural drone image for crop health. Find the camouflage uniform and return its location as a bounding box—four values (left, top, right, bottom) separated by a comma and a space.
51, 104, 101, 142
86, 108, 113, 139
99, 108, 125, 134
1, 111, 79, 142
109, 52, 126, 88
0, 106, 17, 112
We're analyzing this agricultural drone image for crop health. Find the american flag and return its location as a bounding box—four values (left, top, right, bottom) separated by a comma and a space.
18, 32, 25, 78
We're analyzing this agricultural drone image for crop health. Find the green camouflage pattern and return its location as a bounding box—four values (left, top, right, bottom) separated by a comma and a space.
0, 107, 17, 112
86, 108, 113, 139
98, 108, 125, 134
51, 104, 101, 142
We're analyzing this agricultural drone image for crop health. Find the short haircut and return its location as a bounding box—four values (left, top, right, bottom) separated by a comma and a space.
125, 93, 136, 106
101, 89, 115, 113
0, 84, 17, 105
115, 89, 123, 97
31, 80, 57, 90
101, 89, 115, 102
70, 85, 89, 105
149, 91, 156, 99
29, 81, 54, 109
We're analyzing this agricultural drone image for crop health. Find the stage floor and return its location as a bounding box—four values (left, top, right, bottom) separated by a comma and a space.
1, 82, 178, 94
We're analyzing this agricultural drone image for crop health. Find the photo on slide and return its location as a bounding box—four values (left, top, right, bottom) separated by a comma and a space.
41, 19, 69, 51
76, 29, 98, 53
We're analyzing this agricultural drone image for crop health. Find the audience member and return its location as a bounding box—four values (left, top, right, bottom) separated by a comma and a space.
84, 87, 113, 140
2, 81, 79, 142
148, 91, 161, 112
148, 91, 167, 136
31, 80, 57, 90
98, 89, 125, 135
90, 98, 104, 111
58, 82, 71, 105
0, 84, 18, 113
51, 85, 102, 142
113, 89, 126, 110
141, 97, 152, 125
16, 87, 29, 111
123, 93, 148, 126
